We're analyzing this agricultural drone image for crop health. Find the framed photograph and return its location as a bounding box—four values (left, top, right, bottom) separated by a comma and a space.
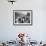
13, 10, 32, 25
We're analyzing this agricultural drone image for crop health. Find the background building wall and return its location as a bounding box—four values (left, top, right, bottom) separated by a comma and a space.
0, 0, 46, 42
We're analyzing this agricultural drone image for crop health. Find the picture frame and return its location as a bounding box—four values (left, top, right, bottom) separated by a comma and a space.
13, 10, 33, 26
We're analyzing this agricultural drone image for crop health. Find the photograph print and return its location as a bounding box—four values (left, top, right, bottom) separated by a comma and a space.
13, 10, 32, 25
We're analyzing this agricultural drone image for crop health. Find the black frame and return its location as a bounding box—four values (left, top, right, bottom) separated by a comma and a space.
13, 10, 33, 26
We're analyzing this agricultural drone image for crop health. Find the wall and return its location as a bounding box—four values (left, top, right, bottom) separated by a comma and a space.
0, 0, 46, 42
